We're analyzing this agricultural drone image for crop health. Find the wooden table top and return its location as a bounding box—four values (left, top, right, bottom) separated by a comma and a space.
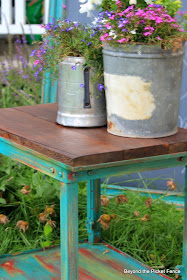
0, 103, 187, 167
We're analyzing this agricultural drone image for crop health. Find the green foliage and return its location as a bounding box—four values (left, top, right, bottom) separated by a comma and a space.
155, 0, 182, 16
99, 0, 148, 11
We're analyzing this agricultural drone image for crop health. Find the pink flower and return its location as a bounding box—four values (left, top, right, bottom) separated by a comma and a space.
143, 31, 152, 36
34, 60, 40, 66
109, 15, 116, 19
156, 36, 162, 40
124, 5, 134, 13
117, 38, 128, 43
62, 4, 67, 9
36, 50, 42, 58
171, 24, 179, 28
100, 33, 109, 41
126, 12, 134, 18
144, 26, 155, 31
105, 22, 111, 29
155, 17, 163, 24
177, 11, 186, 16
135, 10, 145, 17
117, 12, 125, 17
116, 0, 121, 4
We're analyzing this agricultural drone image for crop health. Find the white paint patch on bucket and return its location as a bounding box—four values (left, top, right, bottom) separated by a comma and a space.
104, 73, 156, 120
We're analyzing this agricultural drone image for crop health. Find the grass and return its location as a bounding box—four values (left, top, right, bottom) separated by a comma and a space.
0, 37, 184, 280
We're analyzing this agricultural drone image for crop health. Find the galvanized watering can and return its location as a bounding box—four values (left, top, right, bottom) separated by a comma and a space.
56, 57, 106, 127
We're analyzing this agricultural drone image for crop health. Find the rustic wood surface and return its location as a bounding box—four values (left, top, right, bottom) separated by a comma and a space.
0, 103, 187, 167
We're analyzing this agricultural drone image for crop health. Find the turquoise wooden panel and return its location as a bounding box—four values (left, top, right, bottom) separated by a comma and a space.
87, 179, 101, 244
60, 182, 79, 280
0, 137, 69, 182
0, 243, 175, 280
1, 137, 187, 184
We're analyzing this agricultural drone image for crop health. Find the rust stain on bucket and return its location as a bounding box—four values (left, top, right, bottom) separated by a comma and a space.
107, 120, 115, 131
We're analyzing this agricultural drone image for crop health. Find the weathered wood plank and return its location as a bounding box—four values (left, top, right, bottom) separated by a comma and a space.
0, 104, 187, 167
60, 182, 79, 280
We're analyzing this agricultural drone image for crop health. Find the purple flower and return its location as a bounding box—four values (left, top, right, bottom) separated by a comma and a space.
74, 22, 79, 27
98, 84, 105, 91
91, 31, 98, 37
34, 71, 39, 78
45, 23, 52, 30
30, 49, 37, 57
106, 11, 113, 17
87, 42, 92, 46
53, 24, 59, 30
71, 65, 76, 70
80, 84, 84, 88
153, 4, 162, 8
66, 27, 73, 32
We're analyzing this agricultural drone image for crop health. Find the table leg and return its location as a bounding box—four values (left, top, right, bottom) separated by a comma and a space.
87, 179, 101, 244
60, 181, 79, 280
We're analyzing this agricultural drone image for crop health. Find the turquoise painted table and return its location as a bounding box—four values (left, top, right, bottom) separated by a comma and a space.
0, 103, 187, 280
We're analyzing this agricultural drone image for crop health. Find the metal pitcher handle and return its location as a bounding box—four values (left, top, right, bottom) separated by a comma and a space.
83, 66, 91, 109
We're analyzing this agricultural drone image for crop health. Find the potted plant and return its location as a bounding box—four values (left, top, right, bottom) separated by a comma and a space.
31, 19, 106, 127
80, 0, 187, 138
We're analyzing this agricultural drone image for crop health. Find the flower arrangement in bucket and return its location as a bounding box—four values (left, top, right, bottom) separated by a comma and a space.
80, 0, 187, 138
32, 19, 106, 127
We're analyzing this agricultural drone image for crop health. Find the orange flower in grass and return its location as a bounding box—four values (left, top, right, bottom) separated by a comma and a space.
115, 194, 128, 204
46, 220, 56, 228
167, 178, 177, 191
110, 213, 116, 219
134, 211, 140, 217
0, 214, 9, 225
145, 198, 152, 208
141, 214, 150, 222
97, 214, 111, 230
20, 185, 31, 195
38, 212, 48, 223
44, 205, 56, 217
101, 195, 110, 207
16, 220, 29, 232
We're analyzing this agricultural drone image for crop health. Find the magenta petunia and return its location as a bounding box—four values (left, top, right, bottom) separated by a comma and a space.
117, 38, 128, 43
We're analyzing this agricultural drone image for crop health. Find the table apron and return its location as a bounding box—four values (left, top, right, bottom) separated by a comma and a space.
0, 137, 187, 183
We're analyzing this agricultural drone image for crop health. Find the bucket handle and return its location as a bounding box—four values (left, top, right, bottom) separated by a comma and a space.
83, 66, 91, 109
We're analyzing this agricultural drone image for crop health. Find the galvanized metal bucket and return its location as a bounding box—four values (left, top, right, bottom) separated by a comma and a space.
103, 44, 185, 138
56, 57, 106, 127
